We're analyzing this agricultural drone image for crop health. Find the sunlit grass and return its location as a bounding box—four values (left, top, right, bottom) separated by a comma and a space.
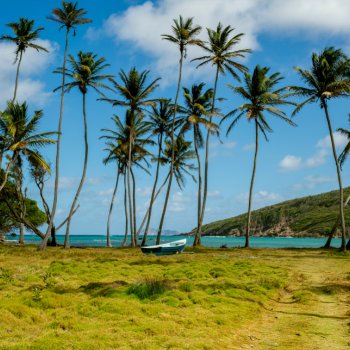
0, 245, 348, 349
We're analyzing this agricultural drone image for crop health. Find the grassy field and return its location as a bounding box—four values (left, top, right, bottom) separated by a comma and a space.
0, 245, 349, 349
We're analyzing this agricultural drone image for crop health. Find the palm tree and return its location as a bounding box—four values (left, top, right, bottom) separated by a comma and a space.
0, 18, 48, 101
100, 68, 159, 246
102, 145, 124, 248
45, 1, 92, 250
0, 102, 55, 242
223, 65, 295, 248
159, 16, 202, 239
289, 47, 350, 251
323, 119, 350, 249
156, 136, 197, 244
193, 23, 251, 242
101, 113, 153, 246
141, 99, 173, 246
0, 102, 55, 192
177, 83, 218, 246
40, 52, 112, 250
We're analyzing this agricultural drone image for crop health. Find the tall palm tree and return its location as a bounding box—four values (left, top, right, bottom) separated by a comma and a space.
159, 16, 202, 238
40, 52, 112, 250
0, 18, 48, 101
45, 1, 92, 249
323, 119, 350, 249
222, 65, 295, 248
177, 83, 218, 246
101, 113, 153, 246
156, 136, 197, 244
102, 146, 124, 248
141, 99, 172, 246
100, 68, 159, 246
289, 47, 350, 251
193, 23, 251, 242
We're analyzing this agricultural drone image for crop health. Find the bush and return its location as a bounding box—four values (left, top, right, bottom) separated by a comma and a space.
127, 277, 170, 299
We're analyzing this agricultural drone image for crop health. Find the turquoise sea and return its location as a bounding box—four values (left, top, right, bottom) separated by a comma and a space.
4, 234, 343, 249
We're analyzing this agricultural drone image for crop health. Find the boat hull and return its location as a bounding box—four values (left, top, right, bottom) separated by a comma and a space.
141, 239, 186, 256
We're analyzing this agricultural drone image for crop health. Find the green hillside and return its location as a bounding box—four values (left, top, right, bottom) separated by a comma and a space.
199, 188, 350, 237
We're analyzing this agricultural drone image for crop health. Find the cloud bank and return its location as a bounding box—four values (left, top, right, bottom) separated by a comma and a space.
88, 0, 350, 84
0, 39, 58, 107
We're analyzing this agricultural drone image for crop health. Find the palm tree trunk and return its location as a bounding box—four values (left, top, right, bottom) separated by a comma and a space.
199, 66, 219, 239
106, 170, 120, 247
64, 92, 89, 248
323, 192, 350, 248
17, 168, 25, 245
49, 226, 57, 247
322, 100, 346, 251
157, 52, 184, 244
13, 50, 23, 102
193, 127, 203, 247
142, 134, 163, 245
127, 163, 134, 247
141, 171, 170, 245
0, 153, 17, 193
245, 120, 259, 248
131, 168, 137, 245
39, 28, 70, 251
122, 174, 129, 247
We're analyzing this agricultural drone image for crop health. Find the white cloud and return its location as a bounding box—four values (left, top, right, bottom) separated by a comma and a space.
292, 175, 334, 191
168, 191, 191, 212
279, 155, 302, 171
316, 132, 348, 150
0, 39, 58, 107
236, 190, 283, 206
222, 141, 237, 150
279, 132, 348, 172
88, 0, 350, 84
207, 190, 222, 199
243, 143, 255, 151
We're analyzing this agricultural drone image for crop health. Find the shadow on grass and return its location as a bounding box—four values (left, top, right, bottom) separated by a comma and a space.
275, 309, 348, 320
78, 280, 128, 297
308, 283, 350, 295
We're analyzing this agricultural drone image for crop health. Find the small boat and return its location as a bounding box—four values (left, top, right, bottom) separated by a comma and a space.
141, 239, 186, 256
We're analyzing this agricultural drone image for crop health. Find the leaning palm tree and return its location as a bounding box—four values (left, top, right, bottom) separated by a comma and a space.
289, 47, 350, 251
141, 99, 173, 245
45, 1, 92, 249
159, 16, 202, 237
177, 83, 219, 246
0, 101, 55, 242
0, 18, 48, 101
156, 136, 197, 244
102, 144, 124, 248
101, 112, 153, 246
0, 101, 55, 193
193, 23, 251, 240
100, 68, 159, 245
40, 52, 112, 250
222, 65, 295, 248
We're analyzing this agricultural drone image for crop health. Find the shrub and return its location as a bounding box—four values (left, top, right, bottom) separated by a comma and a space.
127, 277, 170, 299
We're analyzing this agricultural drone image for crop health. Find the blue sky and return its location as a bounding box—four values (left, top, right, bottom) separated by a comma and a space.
2, 0, 350, 235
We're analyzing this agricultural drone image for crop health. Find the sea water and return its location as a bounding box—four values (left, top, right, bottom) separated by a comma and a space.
5, 234, 343, 248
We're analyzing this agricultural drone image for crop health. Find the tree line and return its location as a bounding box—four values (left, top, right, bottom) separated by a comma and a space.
1, 1, 350, 251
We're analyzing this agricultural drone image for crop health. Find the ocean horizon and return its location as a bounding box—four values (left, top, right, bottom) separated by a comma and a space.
4, 234, 343, 249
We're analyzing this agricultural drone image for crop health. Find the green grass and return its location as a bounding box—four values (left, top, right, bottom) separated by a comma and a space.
0, 245, 349, 349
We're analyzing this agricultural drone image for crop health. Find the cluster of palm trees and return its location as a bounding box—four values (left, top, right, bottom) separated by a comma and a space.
1, 2, 350, 251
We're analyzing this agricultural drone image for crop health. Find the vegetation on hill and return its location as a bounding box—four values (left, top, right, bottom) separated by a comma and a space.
199, 188, 350, 237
